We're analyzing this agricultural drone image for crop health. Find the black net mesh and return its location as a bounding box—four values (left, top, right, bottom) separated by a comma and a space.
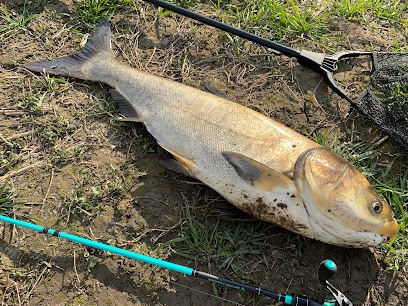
354, 52, 408, 153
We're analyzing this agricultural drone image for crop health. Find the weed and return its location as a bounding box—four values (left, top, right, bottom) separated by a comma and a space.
93, 95, 120, 117
65, 189, 101, 217
380, 82, 408, 125
224, 0, 327, 42
17, 74, 70, 111
330, 0, 371, 20
49, 146, 88, 165
173, 0, 197, 9
72, 0, 131, 29
0, 0, 48, 33
377, 164, 408, 271
0, 180, 16, 215
370, 0, 408, 26
40, 73, 70, 92
330, 0, 408, 28
0, 181, 28, 216
392, 38, 408, 52
40, 116, 75, 145
163, 206, 272, 274
18, 92, 46, 111
141, 133, 161, 154
0, 149, 18, 168
0, 0, 47, 33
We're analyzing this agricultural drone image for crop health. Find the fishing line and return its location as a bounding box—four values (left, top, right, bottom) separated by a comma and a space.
168, 280, 246, 306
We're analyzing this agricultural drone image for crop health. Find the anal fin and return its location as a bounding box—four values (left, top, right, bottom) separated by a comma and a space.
223, 152, 293, 191
159, 158, 195, 178
111, 89, 141, 122
157, 142, 197, 171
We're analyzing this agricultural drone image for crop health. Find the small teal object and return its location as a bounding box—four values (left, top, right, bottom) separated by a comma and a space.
284, 294, 293, 305
325, 260, 336, 270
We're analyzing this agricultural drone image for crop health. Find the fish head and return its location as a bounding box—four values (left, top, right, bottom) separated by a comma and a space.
295, 147, 398, 247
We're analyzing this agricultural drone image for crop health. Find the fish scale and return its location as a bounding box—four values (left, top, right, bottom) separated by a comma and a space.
25, 18, 398, 247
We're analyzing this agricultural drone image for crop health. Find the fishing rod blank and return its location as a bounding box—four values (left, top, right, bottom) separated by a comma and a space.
0, 214, 334, 306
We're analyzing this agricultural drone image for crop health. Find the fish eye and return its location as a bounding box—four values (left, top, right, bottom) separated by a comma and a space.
371, 200, 383, 214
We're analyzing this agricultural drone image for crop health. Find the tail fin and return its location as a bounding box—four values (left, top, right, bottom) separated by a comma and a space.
25, 19, 113, 80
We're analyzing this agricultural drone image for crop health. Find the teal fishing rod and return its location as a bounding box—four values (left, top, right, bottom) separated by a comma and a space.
0, 214, 335, 306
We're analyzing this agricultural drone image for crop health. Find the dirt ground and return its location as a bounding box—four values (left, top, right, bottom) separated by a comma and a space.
1, 0, 407, 305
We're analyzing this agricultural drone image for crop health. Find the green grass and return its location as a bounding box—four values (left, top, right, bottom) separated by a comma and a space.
72, 0, 131, 29
162, 206, 273, 275
0, 180, 15, 215
40, 116, 75, 145
17, 74, 70, 112
64, 189, 102, 217
0, 181, 28, 216
330, 0, 371, 20
49, 146, 88, 166
330, 0, 408, 27
0, 0, 47, 33
381, 82, 408, 125
223, 0, 328, 42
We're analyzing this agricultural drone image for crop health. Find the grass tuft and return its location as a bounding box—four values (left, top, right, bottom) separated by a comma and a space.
222, 0, 328, 42
163, 205, 272, 274
330, 0, 408, 28
0, 181, 28, 216
72, 0, 131, 29
0, 0, 47, 33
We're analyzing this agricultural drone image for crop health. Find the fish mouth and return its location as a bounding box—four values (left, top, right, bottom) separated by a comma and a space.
378, 218, 399, 238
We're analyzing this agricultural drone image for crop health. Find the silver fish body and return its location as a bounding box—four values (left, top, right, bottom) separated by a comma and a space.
25, 19, 398, 247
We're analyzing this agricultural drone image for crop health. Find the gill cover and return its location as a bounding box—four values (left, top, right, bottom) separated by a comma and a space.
293, 147, 398, 238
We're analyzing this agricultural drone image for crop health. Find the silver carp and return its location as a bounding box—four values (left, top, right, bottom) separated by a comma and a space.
25, 19, 398, 247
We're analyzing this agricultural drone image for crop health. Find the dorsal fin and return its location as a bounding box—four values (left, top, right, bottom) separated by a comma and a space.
223, 152, 293, 191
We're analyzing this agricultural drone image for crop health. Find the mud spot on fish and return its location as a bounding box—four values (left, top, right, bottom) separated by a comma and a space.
277, 203, 288, 209
254, 197, 269, 215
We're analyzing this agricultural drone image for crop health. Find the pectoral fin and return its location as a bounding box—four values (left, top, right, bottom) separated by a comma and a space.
203, 83, 231, 100
111, 89, 141, 122
223, 152, 293, 191
157, 142, 197, 171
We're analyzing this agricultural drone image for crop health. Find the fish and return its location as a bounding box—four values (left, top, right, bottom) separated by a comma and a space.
25, 19, 398, 248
